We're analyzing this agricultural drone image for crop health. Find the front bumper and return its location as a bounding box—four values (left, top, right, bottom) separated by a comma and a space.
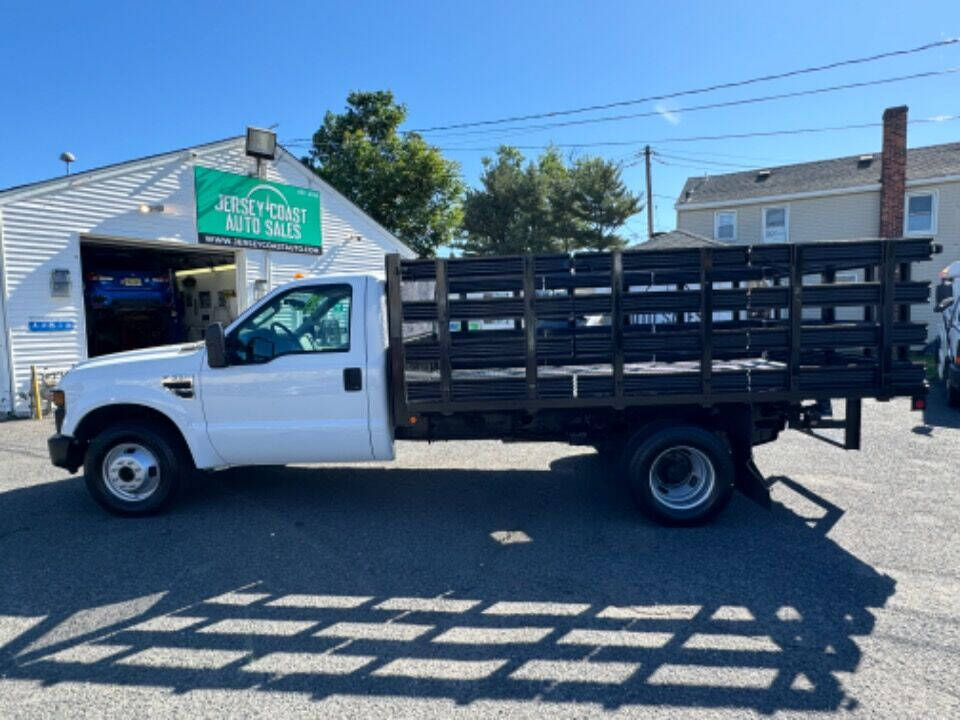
48, 434, 84, 473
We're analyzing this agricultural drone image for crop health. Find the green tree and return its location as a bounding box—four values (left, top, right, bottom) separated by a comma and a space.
302, 91, 464, 257
458, 145, 641, 255
458, 147, 555, 256
568, 158, 642, 251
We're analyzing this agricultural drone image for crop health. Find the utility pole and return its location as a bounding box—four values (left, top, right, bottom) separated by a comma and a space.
644, 145, 654, 240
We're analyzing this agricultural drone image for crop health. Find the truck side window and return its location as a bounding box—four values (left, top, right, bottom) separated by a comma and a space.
226, 284, 352, 364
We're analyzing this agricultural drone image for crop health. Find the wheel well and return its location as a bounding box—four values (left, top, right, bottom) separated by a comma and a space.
73, 404, 195, 468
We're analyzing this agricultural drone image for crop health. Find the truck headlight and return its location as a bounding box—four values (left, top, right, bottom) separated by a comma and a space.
51, 390, 66, 433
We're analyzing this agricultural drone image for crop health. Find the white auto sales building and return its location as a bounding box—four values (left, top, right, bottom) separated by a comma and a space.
0, 130, 415, 416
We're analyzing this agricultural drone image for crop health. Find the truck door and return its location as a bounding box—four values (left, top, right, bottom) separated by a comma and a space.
200, 279, 371, 465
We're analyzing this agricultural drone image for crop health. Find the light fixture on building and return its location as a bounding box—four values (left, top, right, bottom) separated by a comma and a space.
253, 278, 268, 300
50, 268, 71, 297
59, 151, 75, 176
245, 127, 277, 160
246, 127, 277, 180
138, 203, 165, 214
175, 263, 237, 277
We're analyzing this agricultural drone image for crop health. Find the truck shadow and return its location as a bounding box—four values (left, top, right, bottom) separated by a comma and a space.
916, 383, 960, 431
0, 454, 891, 714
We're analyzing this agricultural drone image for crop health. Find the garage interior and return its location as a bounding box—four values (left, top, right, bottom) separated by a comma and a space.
80, 239, 237, 356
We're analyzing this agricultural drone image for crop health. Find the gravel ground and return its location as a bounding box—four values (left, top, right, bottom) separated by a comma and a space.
0, 389, 958, 718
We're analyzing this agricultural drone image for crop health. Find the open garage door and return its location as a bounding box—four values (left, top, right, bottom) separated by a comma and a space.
81, 239, 237, 357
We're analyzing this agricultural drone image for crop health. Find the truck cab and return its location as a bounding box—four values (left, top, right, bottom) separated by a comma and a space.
49, 274, 393, 514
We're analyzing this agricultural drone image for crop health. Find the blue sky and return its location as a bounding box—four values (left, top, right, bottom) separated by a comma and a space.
2, 1, 959, 242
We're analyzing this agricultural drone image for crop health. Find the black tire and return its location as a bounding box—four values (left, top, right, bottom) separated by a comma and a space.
944, 359, 960, 408
621, 423, 734, 526
949, 383, 960, 409
83, 422, 188, 516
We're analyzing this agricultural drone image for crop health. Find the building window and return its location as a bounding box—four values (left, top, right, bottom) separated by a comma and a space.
905, 191, 937, 235
714, 211, 736, 241
763, 206, 789, 243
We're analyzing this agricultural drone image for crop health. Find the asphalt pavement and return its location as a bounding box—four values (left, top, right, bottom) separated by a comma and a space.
0, 389, 958, 718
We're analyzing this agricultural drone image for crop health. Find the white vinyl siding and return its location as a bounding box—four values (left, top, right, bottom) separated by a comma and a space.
762, 206, 789, 243
904, 190, 937, 235
714, 211, 736, 242
680, 192, 879, 245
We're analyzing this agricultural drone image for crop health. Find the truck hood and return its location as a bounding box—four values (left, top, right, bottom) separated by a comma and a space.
72, 342, 204, 371
59, 343, 206, 395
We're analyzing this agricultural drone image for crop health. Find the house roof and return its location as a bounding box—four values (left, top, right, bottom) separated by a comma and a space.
0, 137, 415, 257
637, 229, 722, 250
677, 141, 960, 207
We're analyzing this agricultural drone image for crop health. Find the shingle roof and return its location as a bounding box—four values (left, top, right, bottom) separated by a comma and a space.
637, 229, 721, 250
677, 141, 960, 206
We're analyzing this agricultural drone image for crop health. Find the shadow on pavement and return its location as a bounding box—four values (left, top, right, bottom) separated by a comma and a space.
917, 383, 960, 431
0, 452, 892, 713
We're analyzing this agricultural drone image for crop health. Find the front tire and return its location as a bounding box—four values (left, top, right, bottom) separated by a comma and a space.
83, 423, 187, 515
621, 424, 734, 525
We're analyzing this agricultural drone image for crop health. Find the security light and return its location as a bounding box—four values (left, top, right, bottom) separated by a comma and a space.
245, 127, 277, 160
60, 151, 75, 175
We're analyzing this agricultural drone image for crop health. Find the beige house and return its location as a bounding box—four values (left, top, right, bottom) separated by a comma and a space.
674, 107, 957, 336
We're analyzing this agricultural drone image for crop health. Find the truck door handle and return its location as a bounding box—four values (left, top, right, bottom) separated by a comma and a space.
343, 367, 363, 392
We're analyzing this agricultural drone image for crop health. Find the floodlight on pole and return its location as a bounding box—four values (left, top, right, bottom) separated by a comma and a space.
60, 151, 76, 175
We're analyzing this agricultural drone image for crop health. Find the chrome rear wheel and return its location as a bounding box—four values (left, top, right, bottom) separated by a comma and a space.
648, 445, 716, 511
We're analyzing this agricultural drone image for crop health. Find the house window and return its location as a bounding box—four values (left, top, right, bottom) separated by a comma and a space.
714, 211, 736, 241
763, 206, 789, 243
905, 191, 937, 235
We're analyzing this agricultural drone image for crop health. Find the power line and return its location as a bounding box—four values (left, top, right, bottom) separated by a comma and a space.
406, 113, 960, 153
406, 37, 959, 133
280, 113, 960, 161
414, 67, 960, 139
653, 152, 762, 169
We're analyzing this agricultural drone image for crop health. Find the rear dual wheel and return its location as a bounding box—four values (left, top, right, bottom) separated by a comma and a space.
620, 424, 734, 525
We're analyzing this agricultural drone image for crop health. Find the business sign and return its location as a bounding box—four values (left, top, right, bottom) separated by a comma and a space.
194, 166, 322, 255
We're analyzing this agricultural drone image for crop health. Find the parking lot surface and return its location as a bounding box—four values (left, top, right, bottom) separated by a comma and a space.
1, 391, 959, 719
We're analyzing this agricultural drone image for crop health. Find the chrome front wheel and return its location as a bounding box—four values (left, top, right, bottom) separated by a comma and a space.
102, 443, 162, 501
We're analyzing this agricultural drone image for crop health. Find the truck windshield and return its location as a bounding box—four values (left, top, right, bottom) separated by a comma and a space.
226, 284, 352, 364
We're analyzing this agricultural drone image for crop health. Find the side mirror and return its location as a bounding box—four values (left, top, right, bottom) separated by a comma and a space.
205, 323, 228, 368
935, 282, 953, 304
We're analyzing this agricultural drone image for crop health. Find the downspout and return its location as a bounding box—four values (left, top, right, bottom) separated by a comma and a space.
0, 209, 16, 415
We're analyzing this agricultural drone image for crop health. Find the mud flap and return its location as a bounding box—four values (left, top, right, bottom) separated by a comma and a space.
727, 405, 772, 509
734, 457, 772, 509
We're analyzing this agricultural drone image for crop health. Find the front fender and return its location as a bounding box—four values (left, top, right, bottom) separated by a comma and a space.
64, 388, 225, 469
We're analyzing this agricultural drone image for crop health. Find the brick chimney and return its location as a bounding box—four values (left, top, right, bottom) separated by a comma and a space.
879, 105, 908, 238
